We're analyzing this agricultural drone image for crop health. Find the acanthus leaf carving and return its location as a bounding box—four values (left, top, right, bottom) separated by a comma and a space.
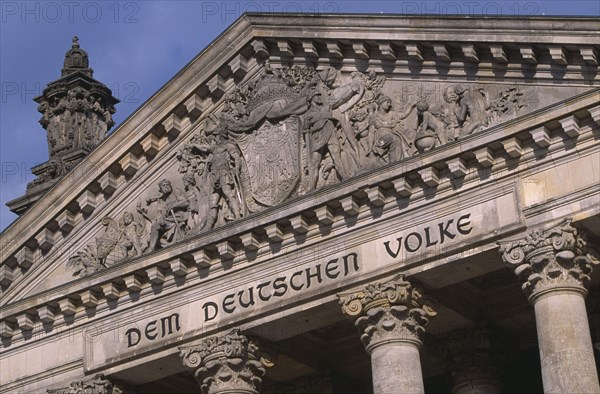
180, 329, 273, 394
338, 274, 437, 351
498, 219, 599, 298
46, 374, 135, 394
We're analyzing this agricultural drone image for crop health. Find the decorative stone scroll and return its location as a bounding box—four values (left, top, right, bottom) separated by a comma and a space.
499, 219, 599, 300
68, 62, 529, 277
338, 274, 437, 351
46, 374, 135, 394
179, 329, 274, 394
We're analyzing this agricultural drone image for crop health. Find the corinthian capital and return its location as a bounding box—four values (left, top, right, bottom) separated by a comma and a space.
46, 374, 134, 394
338, 275, 437, 352
179, 329, 274, 394
499, 220, 599, 300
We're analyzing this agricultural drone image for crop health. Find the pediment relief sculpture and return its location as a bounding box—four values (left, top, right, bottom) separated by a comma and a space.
68, 63, 535, 276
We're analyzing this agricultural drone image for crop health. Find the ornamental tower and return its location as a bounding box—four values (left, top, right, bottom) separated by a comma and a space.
7, 36, 119, 215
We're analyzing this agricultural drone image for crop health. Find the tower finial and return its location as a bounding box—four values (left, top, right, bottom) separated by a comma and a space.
61, 35, 92, 77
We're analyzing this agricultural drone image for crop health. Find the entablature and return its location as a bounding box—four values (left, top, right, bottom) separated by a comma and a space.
1, 88, 598, 346
1, 14, 599, 348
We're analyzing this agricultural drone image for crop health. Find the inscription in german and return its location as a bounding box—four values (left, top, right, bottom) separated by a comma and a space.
202, 252, 360, 322
383, 213, 473, 258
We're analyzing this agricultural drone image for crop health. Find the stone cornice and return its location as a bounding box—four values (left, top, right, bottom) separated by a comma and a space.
246, 13, 600, 35
0, 89, 598, 340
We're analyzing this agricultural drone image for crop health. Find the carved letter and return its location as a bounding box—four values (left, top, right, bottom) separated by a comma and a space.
126, 327, 141, 348
160, 313, 181, 336
405, 232, 423, 253
290, 271, 305, 291
305, 265, 323, 289
223, 293, 237, 314
325, 258, 340, 279
145, 320, 158, 340
203, 302, 218, 322
238, 288, 255, 308
457, 214, 473, 235
438, 220, 456, 243
343, 252, 360, 275
384, 238, 403, 258
272, 276, 288, 297
257, 281, 272, 301
424, 226, 439, 248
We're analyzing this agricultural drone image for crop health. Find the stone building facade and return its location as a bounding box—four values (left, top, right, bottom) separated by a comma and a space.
1, 14, 599, 394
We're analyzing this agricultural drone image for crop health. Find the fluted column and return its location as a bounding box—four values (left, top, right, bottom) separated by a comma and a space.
431, 325, 505, 394
500, 220, 599, 394
338, 275, 437, 394
180, 329, 274, 394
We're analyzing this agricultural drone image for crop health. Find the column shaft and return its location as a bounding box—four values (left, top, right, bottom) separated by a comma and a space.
499, 220, 600, 394
534, 290, 600, 394
371, 342, 424, 394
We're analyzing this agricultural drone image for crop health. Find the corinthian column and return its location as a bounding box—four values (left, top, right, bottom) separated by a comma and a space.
179, 329, 274, 394
500, 220, 600, 394
338, 275, 437, 394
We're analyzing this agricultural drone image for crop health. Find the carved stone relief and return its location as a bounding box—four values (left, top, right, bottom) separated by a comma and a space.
27, 37, 118, 193
68, 63, 538, 276
46, 374, 135, 394
499, 219, 599, 299
180, 329, 274, 394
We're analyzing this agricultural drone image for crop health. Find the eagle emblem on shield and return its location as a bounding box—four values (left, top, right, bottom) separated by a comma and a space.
223, 65, 315, 209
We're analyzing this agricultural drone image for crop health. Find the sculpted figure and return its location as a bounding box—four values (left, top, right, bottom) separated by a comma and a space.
143, 179, 189, 251
455, 85, 489, 137
67, 216, 121, 276
118, 210, 147, 257
414, 100, 447, 151
182, 173, 211, 233
413, 85, 462, 151
303, 91, 354, 189
317, 67, 365, 113
192, 127, 245, 227
302, 68, 365, 188
369, 95, 416, 164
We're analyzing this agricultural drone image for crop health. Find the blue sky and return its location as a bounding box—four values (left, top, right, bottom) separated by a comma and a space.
1, 0, 599, 232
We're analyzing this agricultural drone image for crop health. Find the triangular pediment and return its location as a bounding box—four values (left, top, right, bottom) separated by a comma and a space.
1, 14, 599, 308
